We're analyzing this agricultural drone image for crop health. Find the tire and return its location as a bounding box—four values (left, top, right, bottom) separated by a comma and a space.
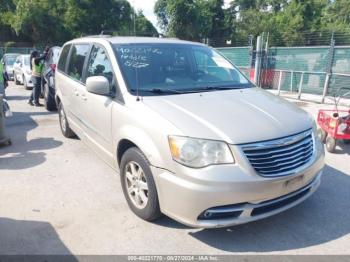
318, 129, 327, 143
44, 84, 57, 111
14, 73, 20, 85
120, 147, 162, 221
326, 136, 336, 153
58, 102, 75, 138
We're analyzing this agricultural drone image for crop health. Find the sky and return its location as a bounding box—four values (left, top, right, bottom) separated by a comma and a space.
127, 0, 231, 32
127, 0, 159, 30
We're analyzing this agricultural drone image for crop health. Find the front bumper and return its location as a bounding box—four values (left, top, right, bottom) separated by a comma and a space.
6, 71, 14, 80
152, 140, 324, 228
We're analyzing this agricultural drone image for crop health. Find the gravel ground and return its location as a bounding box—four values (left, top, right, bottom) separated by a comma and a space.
0, 82, 349, 255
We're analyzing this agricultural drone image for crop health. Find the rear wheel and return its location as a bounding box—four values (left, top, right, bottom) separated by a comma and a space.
58, 102, 75, 138
44, 83, 57, 111
120, 147, 162, 221
326, 136, 336, 153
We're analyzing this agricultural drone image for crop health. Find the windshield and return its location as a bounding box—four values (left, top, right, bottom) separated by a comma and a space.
113, 43, 252, 95
4, 55, 19, 66
23, 56, 30, 66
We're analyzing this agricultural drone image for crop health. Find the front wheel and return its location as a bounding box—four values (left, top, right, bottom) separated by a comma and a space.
58, 102, 75, 138
326, 136, 336, 153
120, 147, 162, 221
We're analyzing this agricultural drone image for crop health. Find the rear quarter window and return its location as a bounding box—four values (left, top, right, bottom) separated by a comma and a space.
57, 44, 71, 73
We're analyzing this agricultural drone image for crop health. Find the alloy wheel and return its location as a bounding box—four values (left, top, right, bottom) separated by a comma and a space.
59, 107, 67, 133
124, 161, 149, 209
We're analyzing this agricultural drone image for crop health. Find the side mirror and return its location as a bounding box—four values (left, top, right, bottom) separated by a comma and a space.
86, 76, 110, 96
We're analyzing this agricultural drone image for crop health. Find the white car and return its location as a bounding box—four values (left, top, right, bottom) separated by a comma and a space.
13, 55, 34, 90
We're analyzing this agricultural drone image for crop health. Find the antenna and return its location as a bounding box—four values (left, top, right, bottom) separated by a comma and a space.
134, 46, 140, 101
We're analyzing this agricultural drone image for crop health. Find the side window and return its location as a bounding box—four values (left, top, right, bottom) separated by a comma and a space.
86, 45, 114, 86
67, 44, 89, 82
57, 44, 71, 72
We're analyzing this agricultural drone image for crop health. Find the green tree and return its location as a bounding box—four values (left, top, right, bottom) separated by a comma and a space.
63, 0, 133, 36
8, 0, 69, 45
135, 11, 158, 36
198, 0, 226, 43
155, 0, 201, 40
322, 0, 350, 32
154, 0, 169, 33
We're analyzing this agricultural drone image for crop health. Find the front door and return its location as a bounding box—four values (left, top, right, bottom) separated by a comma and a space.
64, 43, 90, 136
79, 44, 117, 166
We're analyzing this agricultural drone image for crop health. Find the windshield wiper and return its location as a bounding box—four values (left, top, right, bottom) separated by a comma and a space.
191, 84, 253, 92
130, 88, 185, 94
200, 86, 234, 91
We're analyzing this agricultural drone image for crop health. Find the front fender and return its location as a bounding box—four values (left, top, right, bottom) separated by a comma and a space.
116, 125, 166, 169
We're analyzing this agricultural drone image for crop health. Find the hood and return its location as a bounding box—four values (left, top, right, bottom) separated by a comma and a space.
142, 88, 313, 144
5, 65, 13, 72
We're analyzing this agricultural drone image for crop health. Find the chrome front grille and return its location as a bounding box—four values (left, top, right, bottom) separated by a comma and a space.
241, 129, 314, 177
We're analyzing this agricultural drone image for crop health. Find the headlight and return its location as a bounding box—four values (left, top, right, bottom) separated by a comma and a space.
168, 136, 234, 168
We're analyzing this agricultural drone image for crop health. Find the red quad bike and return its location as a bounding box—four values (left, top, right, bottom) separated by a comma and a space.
317, 87, 350, 153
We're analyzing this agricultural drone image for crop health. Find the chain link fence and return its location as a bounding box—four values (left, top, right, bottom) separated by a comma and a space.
215, 32, 350, 102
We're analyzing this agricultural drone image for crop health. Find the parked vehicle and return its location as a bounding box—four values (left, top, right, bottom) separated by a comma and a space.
2, 53, 20, 81
42, 46, 61, 111
13, 55, 34, 89
55, 36, 325, 228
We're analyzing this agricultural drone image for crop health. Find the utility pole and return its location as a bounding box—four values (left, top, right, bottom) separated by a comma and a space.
254, 35, 263, 86
322, 32, 335, 103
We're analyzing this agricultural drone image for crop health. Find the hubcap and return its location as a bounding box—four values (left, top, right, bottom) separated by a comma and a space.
60, 107, 67, 133
124, 161, 149, 209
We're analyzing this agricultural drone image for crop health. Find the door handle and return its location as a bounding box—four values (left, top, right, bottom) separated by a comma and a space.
74, 90, 79, 96
81, 94, 87, 101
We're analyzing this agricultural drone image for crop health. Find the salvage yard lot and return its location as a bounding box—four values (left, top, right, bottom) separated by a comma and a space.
0, 82, 350, 255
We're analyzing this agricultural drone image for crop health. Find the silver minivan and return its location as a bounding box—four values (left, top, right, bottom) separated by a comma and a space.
55, 36, 325, 228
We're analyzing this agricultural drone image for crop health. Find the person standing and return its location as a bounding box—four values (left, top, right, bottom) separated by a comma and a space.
28, 50, 46, 106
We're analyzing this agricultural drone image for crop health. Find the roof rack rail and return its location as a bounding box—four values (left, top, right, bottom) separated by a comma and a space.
79, 32, 112, 38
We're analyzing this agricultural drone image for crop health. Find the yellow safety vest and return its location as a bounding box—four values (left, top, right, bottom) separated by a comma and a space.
32, 58, 44, 77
